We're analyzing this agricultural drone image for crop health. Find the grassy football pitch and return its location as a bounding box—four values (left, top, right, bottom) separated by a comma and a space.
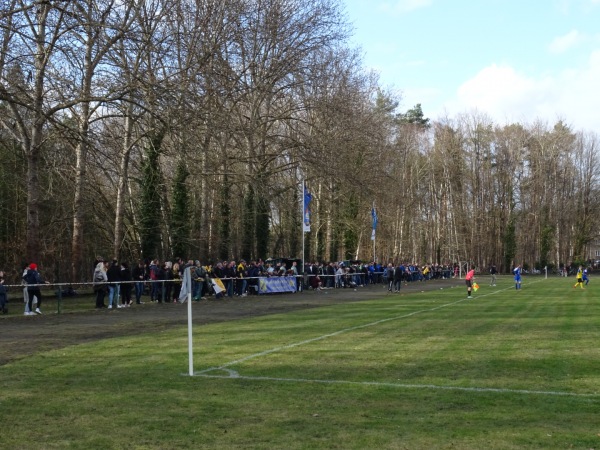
1, 276, 599, 449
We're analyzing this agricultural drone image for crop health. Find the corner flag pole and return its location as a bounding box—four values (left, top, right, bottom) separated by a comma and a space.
186, 266, 193, 376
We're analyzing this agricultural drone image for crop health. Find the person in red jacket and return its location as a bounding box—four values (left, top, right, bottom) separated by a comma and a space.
23, 263, 47, 314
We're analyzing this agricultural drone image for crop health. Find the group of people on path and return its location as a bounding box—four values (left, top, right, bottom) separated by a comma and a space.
93, 258, 165, 309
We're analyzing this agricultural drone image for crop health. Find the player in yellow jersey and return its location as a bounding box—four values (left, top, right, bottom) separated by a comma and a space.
573, 266, 585, 289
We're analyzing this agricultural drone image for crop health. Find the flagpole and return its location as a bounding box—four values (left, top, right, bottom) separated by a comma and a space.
373, 233, 376, 263
371, 201, 377, 263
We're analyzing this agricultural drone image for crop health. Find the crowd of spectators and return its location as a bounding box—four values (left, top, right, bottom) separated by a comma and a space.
303, 262, 456, 291
90, 256, 458, 307
1, 258, 460, 314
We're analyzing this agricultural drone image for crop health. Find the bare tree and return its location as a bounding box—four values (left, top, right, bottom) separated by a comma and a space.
0, 1, 67, 261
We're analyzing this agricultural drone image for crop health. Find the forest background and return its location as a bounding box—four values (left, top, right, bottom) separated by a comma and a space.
1, 0, 598, 283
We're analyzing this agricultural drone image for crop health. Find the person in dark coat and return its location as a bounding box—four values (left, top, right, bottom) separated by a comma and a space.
394, 263, 405, 293
106, 260, 122, 309
0, 271, 8, 314
23, 263, 46, 314
120, 262, 133, 307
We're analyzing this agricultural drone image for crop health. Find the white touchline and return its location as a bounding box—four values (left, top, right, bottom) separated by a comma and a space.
196, 372, 598, 398
197, 279, 544, 376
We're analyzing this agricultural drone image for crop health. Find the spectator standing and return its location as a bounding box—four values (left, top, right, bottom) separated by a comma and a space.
120, 262, 133, 307
226, 261, 236, 297
132, 260, 145, 304
172, 262, 182, 302
22, 263, 36, 315
106, 260, 122, 309
192, 261, 207, 301
23, 263, 46, 314
148, 259, 160, 302
386, 263, 394, 292
0, 271, 8, 314
93, 261, 108, 308
393, 263, 404, 293
335, 264, 344, 288
247, 261, 259, 295
291, 261, 300, 290
164, 262, 173, 302
237, 260, 247, 296
422, 265, 430, 281
325, 263, 335, 288
155, 262, 167, 303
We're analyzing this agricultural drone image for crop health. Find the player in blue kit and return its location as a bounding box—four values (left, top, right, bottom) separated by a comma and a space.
582, 267, 589, 286
513, 265, 522, 290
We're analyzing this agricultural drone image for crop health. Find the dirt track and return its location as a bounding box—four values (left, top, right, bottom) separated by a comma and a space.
0, 278, 464, 366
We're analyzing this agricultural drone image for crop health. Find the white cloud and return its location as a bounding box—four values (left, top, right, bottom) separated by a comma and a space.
548, 30, 583, 53
379, 0, 432, 14
441, 52, 600, 131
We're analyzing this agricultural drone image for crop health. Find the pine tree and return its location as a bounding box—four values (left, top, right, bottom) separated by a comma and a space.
171, 159, 190, 259
139, 136, 163, 259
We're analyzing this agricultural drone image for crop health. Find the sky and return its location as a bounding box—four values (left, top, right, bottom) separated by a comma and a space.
343, 0, 600, 132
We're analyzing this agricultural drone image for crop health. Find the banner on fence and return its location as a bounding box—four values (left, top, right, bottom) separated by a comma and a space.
258, 277, 297, 294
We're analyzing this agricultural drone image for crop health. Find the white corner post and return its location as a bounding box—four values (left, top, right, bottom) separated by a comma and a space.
187, 267, 194, 376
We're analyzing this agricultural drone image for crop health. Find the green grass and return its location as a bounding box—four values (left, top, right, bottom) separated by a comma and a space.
2, 276, 599, 449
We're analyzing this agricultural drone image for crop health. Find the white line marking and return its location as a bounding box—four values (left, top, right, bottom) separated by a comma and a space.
194, 373, 598, 398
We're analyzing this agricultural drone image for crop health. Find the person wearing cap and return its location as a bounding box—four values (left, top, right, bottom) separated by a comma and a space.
23, 263, 46, 314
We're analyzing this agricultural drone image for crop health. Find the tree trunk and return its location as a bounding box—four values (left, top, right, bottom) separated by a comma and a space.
114, 104, 134, 259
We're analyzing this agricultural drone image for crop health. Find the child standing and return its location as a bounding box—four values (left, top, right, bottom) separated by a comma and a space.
513, 265, 522, 290
573, 266, 585, 289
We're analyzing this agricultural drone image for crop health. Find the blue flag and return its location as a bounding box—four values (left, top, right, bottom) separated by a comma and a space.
303, 185, 312, 232
371, 204, 378, 241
